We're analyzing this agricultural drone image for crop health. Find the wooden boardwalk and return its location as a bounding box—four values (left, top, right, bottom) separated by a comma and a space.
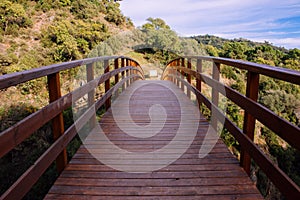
45, 80, 262, 199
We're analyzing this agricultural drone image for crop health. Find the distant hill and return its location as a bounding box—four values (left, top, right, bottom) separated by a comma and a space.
191, 34, 289, 53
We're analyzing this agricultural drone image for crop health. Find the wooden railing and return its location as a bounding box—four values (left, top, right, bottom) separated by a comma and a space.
0, 56, 144, 200
162, 56, 300, 199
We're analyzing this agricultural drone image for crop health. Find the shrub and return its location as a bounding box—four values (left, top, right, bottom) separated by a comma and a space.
0, 1, 32, 35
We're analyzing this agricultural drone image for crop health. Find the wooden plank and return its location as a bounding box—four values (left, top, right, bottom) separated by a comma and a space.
48, 185, 258, 196
45, 194, 262, 200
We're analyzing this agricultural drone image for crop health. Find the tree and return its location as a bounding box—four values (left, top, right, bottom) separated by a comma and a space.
104, 2, 125, 25
220, 41, 248, 60
141, 17, 170, 30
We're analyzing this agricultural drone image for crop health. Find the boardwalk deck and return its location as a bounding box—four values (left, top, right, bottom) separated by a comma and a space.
45, 80, 262, 199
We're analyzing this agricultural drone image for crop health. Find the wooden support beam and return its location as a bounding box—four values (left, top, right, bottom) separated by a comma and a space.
104, 60, 111, 110
196, 59, 202, 109
126, 59, 130, 87
187, 58, 192, 99
47, 72, 67, 173
86, 63, 96, 129
211, 62, 220, 130
121, 58, 125, 91
181, 58, 185, 91
240, 72, 260, 175
114, 58, 119, 84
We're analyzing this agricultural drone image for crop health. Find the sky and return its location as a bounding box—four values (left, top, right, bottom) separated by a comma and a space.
120, 0, 300, 49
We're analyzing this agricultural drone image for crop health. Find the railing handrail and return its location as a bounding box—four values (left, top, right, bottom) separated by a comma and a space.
0, 56, 144, 200
162, 56, 300, 199
165, 56, 300, 85
0, 56, 144, 90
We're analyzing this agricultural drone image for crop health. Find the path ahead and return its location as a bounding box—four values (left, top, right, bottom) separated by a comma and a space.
45, 80, 262, 199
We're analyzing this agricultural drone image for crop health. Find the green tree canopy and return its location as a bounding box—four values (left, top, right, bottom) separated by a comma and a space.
141, 17, 170, 30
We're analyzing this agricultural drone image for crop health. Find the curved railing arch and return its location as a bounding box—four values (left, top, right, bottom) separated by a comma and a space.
162, 56, 300, 199
0, 56, 144, 200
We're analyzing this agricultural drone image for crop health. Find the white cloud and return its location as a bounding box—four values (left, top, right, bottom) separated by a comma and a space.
120, 0, 300, 49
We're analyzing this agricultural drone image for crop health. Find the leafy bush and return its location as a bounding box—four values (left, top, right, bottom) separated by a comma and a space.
70, 0, 105, 19
0, 0, 32, 35
42, 19, 109, 61
104, 2, 125, 26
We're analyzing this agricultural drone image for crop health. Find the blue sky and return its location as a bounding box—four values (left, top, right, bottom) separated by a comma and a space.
120, 0, 300, 49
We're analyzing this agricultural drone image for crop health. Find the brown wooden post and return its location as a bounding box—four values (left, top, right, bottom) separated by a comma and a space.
187, 58, 192, 99
196, 59, 202, 109
131, 60, 136, 81
104, 59, 111, 110
129, 60, 132, 85
170, 63, 174, 83
86, 63, 96, 129
240, 72, 259, 175
121, 58, 125, 91
114, 58, 119, 84
176, 66, 180, 87
126, 59, 130, 87
47, 73, 67, 173
181, 58, 185, 91
174, 59, 179, 87
211, 62, 220, 130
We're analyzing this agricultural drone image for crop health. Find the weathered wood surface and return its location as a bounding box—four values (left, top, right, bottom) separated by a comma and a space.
45, 80, 261, 199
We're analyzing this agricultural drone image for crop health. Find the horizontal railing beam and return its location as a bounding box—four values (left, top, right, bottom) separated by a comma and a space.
0, 56, 143, 90
165, 56, 300, 85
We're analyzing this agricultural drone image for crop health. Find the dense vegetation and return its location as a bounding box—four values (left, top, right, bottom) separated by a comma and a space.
0, 0, 299, 199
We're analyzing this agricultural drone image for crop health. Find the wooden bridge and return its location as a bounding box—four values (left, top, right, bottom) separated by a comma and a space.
0, 56, 300, 199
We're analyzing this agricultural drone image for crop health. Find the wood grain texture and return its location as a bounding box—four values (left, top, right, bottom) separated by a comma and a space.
45, 80, 261, 199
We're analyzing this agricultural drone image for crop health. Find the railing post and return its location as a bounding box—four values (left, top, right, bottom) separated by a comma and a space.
114, 58, 119, 84
126, 59, 130, 87
131, 60, 136, 81
212, 62, 220, 129
129, 60, 132, 84
181, 58, 185, 91
104, 59, 111, 110
196, 59, 202, 109
187, 58, 192, 99
175, 59, 180, 87
47, 73, 67, 173
86, 63, 96, 129
240, 72, 259, 175
121, 58, 125, 91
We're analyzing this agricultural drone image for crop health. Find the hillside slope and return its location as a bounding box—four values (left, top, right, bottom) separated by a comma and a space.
0, 0, 132, 75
